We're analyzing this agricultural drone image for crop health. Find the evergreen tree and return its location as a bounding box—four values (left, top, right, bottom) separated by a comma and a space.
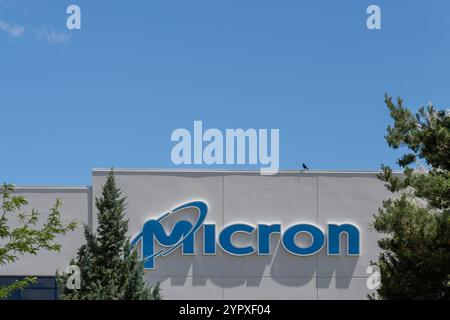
122, 241, 162, 300
58, 170, 161, 300
371, 95, 450, 299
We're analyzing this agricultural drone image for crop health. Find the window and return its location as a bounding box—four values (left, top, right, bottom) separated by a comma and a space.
0, 276, 58, 300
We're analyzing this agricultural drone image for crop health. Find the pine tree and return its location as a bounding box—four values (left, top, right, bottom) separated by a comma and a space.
58, 169, 161, 300
371, 95, 450, 299
122, 241, 162, 300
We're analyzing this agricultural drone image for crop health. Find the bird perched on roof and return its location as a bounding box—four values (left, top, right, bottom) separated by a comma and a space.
302, 163, 309, 171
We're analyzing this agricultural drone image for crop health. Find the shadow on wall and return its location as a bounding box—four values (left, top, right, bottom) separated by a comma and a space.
144, 233, 359, 290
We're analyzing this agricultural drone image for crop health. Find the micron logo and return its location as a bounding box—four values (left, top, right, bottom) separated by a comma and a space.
131, 201, 360, 270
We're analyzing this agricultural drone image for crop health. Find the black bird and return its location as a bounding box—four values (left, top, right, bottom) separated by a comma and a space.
302, 163, 309, 171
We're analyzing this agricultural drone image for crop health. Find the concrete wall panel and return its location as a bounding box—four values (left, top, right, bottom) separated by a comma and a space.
0, 187, 90, 276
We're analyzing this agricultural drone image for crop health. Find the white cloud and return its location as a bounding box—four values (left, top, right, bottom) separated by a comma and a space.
36, 26, 70, 44
0, 19, 25, 37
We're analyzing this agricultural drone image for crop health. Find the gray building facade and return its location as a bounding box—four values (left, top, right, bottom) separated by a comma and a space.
1, 169, 392, 300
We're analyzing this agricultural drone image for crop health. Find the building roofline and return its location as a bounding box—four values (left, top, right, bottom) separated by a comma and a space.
92, 168, 400, 174
14, 186, 91, 191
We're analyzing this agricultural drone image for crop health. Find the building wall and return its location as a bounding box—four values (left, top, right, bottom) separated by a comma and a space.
1, 170, 391, 299
92, 170, 392, 300
0, 187, 91, 277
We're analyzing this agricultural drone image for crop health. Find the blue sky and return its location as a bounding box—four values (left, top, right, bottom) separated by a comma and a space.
1, 0, 449, 185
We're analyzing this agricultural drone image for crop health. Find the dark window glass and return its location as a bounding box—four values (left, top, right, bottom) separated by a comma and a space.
0, 276, 58, 300
21, 288, 57, 300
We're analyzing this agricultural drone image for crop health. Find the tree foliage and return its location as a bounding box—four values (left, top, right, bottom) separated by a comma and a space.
372, 95, 450, 299
0, 183, 77, 299
57, 170, 161, 300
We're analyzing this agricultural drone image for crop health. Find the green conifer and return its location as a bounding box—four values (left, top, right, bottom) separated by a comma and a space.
58, 169, 161, 300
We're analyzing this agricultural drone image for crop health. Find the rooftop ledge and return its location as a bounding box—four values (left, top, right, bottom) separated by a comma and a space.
12, 169, 404, 189
92, 168, 398, 174
13, 186, 91, 191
